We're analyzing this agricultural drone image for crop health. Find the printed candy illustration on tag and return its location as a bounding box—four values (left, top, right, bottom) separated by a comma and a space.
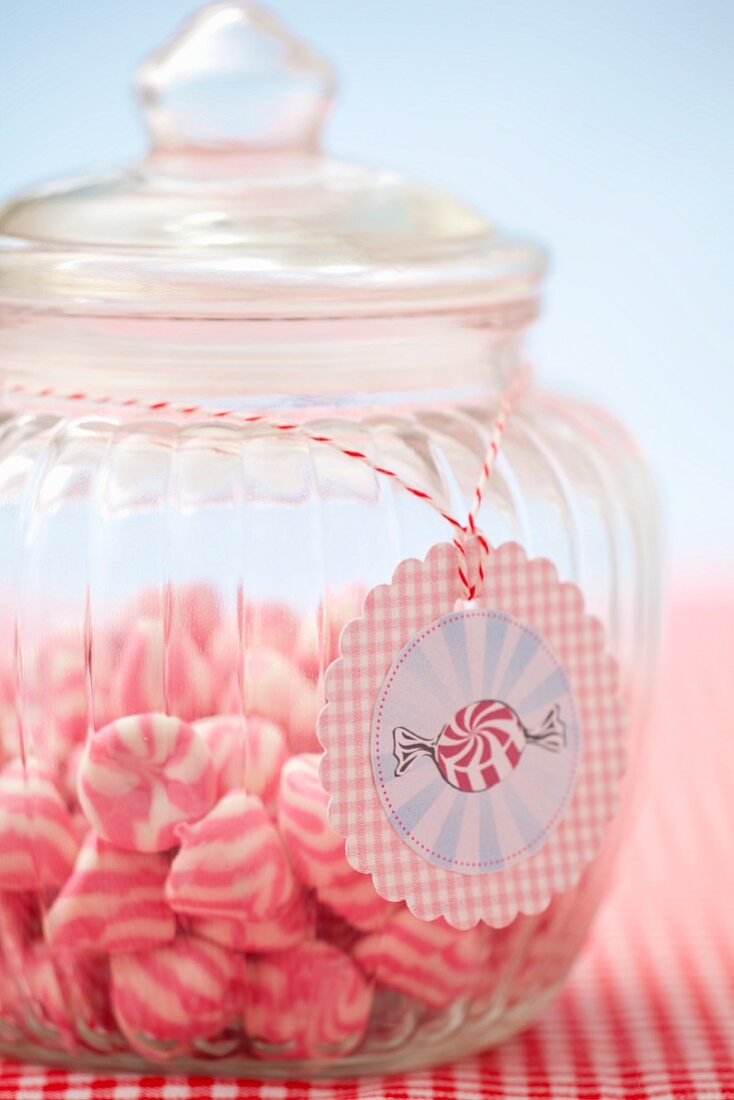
371, 609, 581, 876
319, 540, 626, 929
393, 699, 566, 791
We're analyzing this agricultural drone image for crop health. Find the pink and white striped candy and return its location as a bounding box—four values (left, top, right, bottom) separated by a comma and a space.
62, 742, 85, 808
244, 601, 300, 662
491, 890, 587, 1011
110, 934, 236, 1054
194, 715, 245, 796
166, 582, 223, 654
84, 622, 126, 731
205, 603, 302, 697
295, 585, 366, 683
188, 885, 315, 954
66, 949, 117, 1038
208, 637, 322, 755
35, 635, 89, 766
0, 656, 17, 767
195, 714, 287, 808
0, 955, 18, 1036
0, 891, 41, 975
70, 809, 90, 845
315, 905, 364, 955
25, 943, 114, 1038
278, 755, 341, 889
316, 875, 394, 933
244, 649, 322, 754
0, 698, 19, 768
45, 832, 176, 953
278, 755, 395, 930
242, 717, 288, 808
166, 791, 295, 922
112, 622, 215, 723
245, 941, 372, 1060
353, 909, 487, 1009
285, 686, 323, 757
0, 759, 80, 891
205, 624, 239, 713
77, 713, 216, 852
244, 648, 298, 730
110, 621, 165, 718
22, 941, 75, 1036
467, 915, 531, 1014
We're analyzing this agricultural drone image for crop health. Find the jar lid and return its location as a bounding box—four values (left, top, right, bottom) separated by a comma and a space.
0, 2, 546, 319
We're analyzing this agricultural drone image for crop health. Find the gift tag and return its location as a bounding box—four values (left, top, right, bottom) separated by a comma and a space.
318, 540, 626, 929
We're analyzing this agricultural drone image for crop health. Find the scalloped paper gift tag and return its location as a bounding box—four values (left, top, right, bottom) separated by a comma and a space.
318, 540, 627, 930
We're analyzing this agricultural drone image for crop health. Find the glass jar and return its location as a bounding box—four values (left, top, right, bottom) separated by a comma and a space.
0, 2, 660, 1077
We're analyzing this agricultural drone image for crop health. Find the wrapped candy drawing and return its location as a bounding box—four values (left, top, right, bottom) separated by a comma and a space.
393, 699, 566, 793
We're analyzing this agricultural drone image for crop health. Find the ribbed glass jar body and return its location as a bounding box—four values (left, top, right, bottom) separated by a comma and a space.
0, 309, 659, 1075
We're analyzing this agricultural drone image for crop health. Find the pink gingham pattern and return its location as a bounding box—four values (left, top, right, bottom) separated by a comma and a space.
319, 539, 626, 927
0, 590, 732, 1097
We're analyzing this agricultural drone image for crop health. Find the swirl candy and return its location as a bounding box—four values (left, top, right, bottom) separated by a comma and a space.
0, 955, 18, 1038
0, 891, 41, 979
188, 885, 315, 954
284, 687, 323, 756
244, 648, 303, 731
61, 743, 85, 808
164, 581, 223, 654
23, 943, 113, 1039
194, 715, 245, 796
277, 754, 342, 890
0, 759, 80, 891
45, 833, 176, 954
22, 941, 76, 1037
110, 621, 169, 718
0, 656, 17, 766
203, 624, 239, 713
77, 713, 216, 852
315, 905, 363, 955
242, 716, 289, 808
35, 635, 88, 766
498, 889, 591, 1011
244, 941, 373, 1060
318, 872, 395, 933
206, 605, 302, 696
0, 899, 109, 1039
278, 755, 395, 930
166, 791, 295, 922
199, 632, 322, 753
196, 714, 287, 808
353, 909, 488, 1009
295, 584, 365, 682
0, 702, 19, 769
113, 622, 215, 723
243, 649, 322, 755
110, 934, 236, 1055
394, 699, 566, 793
244, 601, 300, 662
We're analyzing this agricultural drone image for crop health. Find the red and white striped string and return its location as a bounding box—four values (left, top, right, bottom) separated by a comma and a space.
0, 367, 531, 600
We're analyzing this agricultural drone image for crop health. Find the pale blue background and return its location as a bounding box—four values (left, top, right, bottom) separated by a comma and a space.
1, 1, 732, 575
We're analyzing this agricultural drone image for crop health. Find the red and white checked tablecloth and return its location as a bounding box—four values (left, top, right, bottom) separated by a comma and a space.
1, 591, 732, 1099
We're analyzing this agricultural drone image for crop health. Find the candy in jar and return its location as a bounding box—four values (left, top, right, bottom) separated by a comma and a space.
0, 0, 659, 1080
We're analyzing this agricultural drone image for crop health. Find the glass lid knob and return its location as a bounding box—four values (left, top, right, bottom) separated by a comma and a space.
136, 1, 337, 155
